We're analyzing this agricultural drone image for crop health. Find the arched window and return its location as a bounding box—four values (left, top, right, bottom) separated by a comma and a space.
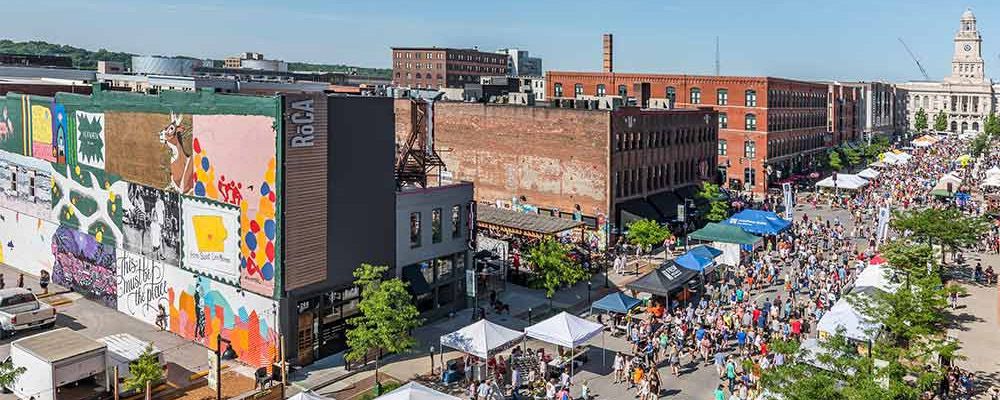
717, 89, 728, 105
744, 168, 756, 188
690, 88, 702, 104
596, 84, 606, 96
666, 87, 676, 103
618, 85, 628, 97
744, 140, 756, 159
554, 83, 563, 97
973, 122, 980, 131
574, 83, 584, 97
950, 121, 957, 132
745, 113, 757, 131
415, 73, 422, 79
718, 139, 728, 156
719, 113, 728, 129
745, 90, 758, 107
961, 122, 969, 132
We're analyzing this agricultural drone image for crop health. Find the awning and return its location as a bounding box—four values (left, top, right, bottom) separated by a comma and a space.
687, 244, 722, 259
626, 263, 698, 297
688, 222, 761, 245
676, 184, 707, 206
524, 311, 604, 348
477, 206, 584, 239
439, 319, 525, 359
723, 209, 791, 235
402, 264, 433, 294
648, 191, 682, 219
673, 252, 714, 273
591, 292, 642, 314
618, 197, 663, 223
376, 382, 463, 400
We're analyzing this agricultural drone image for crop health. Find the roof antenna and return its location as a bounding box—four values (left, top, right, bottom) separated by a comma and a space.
715, 36, 720, 76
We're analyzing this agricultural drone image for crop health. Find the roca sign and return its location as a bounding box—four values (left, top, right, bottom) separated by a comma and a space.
289, 98, 316, 148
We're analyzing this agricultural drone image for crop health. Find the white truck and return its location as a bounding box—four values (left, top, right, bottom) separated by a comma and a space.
0, 288, 56, 338
8, 328, 108, 400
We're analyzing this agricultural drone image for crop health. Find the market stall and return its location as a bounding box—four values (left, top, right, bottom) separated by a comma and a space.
687, 223, 762, 267
523, 312, 605, 382
438, 319, 524, 382
815, 174, 869, 190
375, 382, 463, 400
857, 168, 880, 179
722, 209, 791, 236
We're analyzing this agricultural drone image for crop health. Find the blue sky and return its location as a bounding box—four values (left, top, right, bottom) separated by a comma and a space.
5, 0, 1000, 82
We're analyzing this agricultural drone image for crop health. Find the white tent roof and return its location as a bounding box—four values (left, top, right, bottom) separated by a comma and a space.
815, 174, 869, 190
817, 298, 880, 342
852, 264, 898, 295
894, 152, 913, 161
524, 311, 603, 348
986, 166, 1000, 179
980, 176, 1000, 188
289, 391, 333, 400
857, 168, 880, 179
376, 382, 463, 400
439, 319, 524, 359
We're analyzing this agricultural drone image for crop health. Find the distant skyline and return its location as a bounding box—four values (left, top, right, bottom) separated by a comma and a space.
5, 0, 1000, 82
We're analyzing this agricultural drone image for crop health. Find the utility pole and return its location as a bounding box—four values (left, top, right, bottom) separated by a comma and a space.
715, 36, 720, 76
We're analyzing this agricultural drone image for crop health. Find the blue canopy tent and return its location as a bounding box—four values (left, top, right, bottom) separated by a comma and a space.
674, 251, 715, 273
688, 245, 722, 260
723, 209, 791, 236
590, 292, 642, 314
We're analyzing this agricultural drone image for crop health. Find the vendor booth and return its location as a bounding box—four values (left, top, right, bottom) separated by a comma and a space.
817, 298, 881, 342
857, 168, 880, 179
376, 382, 464, 400
687, 223, 762, 268
524, 312, 604, 386
722, 209, 791, 236
590, 292, 641, 315
815, 174, 869, 190
438, 319, 525, 383
627, 263, 700, 311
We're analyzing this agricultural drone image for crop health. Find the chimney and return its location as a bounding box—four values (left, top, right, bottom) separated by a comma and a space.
602, 33, 613, 73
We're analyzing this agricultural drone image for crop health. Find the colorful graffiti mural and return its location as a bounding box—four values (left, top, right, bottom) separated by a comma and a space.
181, 197, 240, 284
190, 115, 277, 296
121, 183, 180, 264
116, 249, 169, 325
75, 111, 105, 170
52, 226, 117, 307
0, 151, 52, 219
167, 271, 278, 367
51, 163, 125, 247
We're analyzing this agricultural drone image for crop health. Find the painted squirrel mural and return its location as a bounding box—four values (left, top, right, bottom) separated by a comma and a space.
158, 113, 195, 194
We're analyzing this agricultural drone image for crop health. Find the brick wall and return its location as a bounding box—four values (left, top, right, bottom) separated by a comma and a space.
395, 100, 611, 216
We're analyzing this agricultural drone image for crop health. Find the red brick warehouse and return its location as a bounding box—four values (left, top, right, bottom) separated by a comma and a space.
546, 71, 830, 194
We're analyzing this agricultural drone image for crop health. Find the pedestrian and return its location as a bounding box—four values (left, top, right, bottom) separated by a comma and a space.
39, 270, 49, 295
0, 273, 6, 289
580, 379, 590, 400
17, 273, 23, 288
950, 290, 959, 309
156, 304, 167, 330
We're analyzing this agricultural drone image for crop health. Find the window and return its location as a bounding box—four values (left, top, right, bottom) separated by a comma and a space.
554, 83, 563, 97
717, 89, 728, 105
432, 208, 442, 243
718, 139, 728, 156
719, 113, 728, 129
618, 85, 628, 97
666, 87, 676, 103
745, 113, 757, 131
597, 84, 606, 96
409, 212, 421, 247
745, 90, 757, 107
690, 88, 701, 104
451, 205, 461, 238
437, 257, 453, 280
574, 83, 584, 97
744, 140, 756, 159
744, 167, 756, 188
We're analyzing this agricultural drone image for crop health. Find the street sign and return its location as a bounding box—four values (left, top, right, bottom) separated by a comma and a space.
677, 204, 686, 222
466, 269, 476, 297
782, 183, 793, 220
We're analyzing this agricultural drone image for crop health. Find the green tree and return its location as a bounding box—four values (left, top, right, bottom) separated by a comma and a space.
984, 112, 1000, 138
891, 208, 990, 263
840, 146, 861, 167
123, 345, 163, 394
827, 149, 843, 171
696, 181, 729, 222
0, 359, 25, 390
933, 110, 949, 132
626, 219, 672, 258
527, 237, 588, 305
971, 132, 990, 157
914, 108, 929, 132
345, 264, 423, 392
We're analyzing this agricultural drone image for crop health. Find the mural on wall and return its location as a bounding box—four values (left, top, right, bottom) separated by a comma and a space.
103, 112, 176, 191
167, 271, 278, 367
0, 208, 57, 278
0, 99, 25, 156
51, 104, 67, 165
0, 151, 52, 219
75, 111, 105, 170
51, 163, 126, 247
116, 249, 169, 326
0, 105, 14, 151
159, 113, 195, 194
190, 115, 277, 295
51, 226, 117, 307
181, 197, 241, 284
28, 101, 59, 163
122, 183, 180, 264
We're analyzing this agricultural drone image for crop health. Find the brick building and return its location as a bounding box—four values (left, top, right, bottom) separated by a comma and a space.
394, 100, 718, 237
546, 71, 829, 193
827, 82, 863, 145
391, 47, 508, 89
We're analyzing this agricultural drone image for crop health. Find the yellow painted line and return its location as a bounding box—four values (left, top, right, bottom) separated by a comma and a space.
189, 364, 230, 382
47, 298, 73, 307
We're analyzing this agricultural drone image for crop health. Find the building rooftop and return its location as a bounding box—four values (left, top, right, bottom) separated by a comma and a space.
392, 46, 495, 53
13, 328, 105, 363
477, 206, 584, 237
546, 70, 825, 86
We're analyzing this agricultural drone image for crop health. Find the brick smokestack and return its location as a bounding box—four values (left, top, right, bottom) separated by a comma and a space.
602, 33, 613, 73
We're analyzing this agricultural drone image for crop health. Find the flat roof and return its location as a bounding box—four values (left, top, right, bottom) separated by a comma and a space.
14, 328, 105, 363
546, 70, 825, 87
477, 206, 584, 237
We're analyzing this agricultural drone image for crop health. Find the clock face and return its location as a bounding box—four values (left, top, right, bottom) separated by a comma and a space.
965, 44, 973, 51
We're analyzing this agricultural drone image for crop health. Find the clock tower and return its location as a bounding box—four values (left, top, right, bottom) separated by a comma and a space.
948, 8, 986, 83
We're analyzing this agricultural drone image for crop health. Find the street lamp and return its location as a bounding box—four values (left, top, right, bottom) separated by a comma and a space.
587, 281, 592, 304
527, 308, 532, 325
215, 334, 238, 400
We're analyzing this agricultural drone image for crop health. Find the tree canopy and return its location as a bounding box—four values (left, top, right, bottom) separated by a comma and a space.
626, 219, 672, 251
913, 109, 929, 132
696, 181, 730, 222
123, 345, 163, 393
933, 110, 949, 132
345, 264, 423, 377
891, 208, 990, 262
526, 237, 588, 299
828, 149, 844, 171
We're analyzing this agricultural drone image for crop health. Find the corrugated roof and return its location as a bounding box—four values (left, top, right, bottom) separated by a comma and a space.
97, 333, 159, 361
13, 328, 105, 363
477, 206, 583, 236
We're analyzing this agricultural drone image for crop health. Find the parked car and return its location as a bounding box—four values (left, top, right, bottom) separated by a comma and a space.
0, 288, 56, 338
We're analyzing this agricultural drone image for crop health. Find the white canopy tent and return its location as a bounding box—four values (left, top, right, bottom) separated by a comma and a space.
524, 311, 605, 384
852, 263, 899, 295
815, 174, 869, 190
980, 176, 1000, 188
817, 297, 881, 342
857, 168, 880, 179
289, 391, 333, 400
986, 166, 1000, 179
375, 382, 464, 400
439, 319, 524, 359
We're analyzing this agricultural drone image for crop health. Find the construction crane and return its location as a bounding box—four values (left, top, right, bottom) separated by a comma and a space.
898, 37, 930, 80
